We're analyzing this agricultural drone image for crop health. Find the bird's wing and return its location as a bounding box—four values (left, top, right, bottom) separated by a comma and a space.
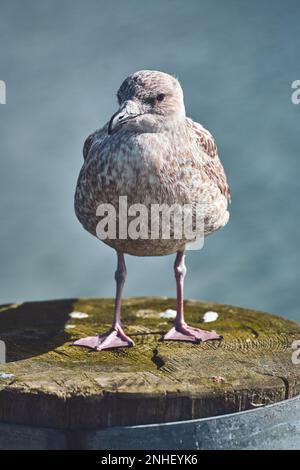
187, 118, 231, 202
82, 123, 109, 161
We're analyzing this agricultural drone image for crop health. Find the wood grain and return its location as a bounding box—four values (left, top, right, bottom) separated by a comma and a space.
0, 297, 299, 430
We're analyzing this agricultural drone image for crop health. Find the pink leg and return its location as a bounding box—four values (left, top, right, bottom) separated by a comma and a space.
74, 251, 134, 350
164, 251, 222, 343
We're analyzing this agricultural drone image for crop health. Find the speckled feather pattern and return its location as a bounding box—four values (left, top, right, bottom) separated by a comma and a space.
75, 71, 230, 256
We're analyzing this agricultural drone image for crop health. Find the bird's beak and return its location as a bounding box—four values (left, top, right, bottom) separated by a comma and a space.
108, 100, 141, 134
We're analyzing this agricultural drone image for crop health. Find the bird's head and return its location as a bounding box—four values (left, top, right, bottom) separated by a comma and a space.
108, 70, 185, 134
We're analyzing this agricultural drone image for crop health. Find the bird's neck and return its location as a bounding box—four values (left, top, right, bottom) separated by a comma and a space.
142, 113, 186, 133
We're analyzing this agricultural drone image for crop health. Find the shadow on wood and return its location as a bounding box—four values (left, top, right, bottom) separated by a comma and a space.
0, 297, 299, 431
0, 299, 75, 362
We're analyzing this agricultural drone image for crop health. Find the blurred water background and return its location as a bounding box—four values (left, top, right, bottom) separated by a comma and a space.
0, 0, 300, 321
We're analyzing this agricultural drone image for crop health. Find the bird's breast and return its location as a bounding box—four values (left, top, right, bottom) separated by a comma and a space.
75, 127, 229, 250
94, 130, 199, 207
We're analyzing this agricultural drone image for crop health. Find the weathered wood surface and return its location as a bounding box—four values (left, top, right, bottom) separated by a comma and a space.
0, 297, 299, 430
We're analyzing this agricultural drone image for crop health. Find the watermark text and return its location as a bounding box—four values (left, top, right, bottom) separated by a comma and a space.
0, 340, 6, 364
95, 196, 205, 251
291, 80, 300, 105
0, 80, 6, 105
292, 340, 300, 365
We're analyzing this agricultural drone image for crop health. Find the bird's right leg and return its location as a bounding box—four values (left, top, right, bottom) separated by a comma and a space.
73, 251, 134, 351
164, 251, 221, 343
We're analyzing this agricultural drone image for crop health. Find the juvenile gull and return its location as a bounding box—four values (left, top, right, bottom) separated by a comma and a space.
74, 70, 230, 350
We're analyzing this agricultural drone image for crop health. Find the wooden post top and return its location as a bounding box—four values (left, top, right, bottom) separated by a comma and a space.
0, 297, 299, 430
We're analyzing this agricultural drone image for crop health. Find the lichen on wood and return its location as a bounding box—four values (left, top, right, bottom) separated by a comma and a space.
0, 297, 299, 430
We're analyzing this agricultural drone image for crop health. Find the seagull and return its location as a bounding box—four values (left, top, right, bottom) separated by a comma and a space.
74, 70, 230, 350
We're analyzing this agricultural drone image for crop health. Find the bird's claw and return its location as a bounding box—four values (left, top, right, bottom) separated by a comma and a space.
73, 325, 134, 351
164, 323, 222, 343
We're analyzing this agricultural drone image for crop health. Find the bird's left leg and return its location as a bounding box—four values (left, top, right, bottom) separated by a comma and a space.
164, 251, 222, 343
74, 251, 134, 350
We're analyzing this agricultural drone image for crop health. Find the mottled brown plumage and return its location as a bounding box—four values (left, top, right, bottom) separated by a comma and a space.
75, 70, 230, 256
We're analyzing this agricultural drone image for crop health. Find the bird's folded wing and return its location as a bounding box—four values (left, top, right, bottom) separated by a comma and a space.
187, 118, 231, 202
82, 123, 109, 161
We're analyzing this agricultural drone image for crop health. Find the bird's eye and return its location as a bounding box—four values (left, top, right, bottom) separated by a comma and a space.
144, 96, 156, 106
157, 93, 165, 102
